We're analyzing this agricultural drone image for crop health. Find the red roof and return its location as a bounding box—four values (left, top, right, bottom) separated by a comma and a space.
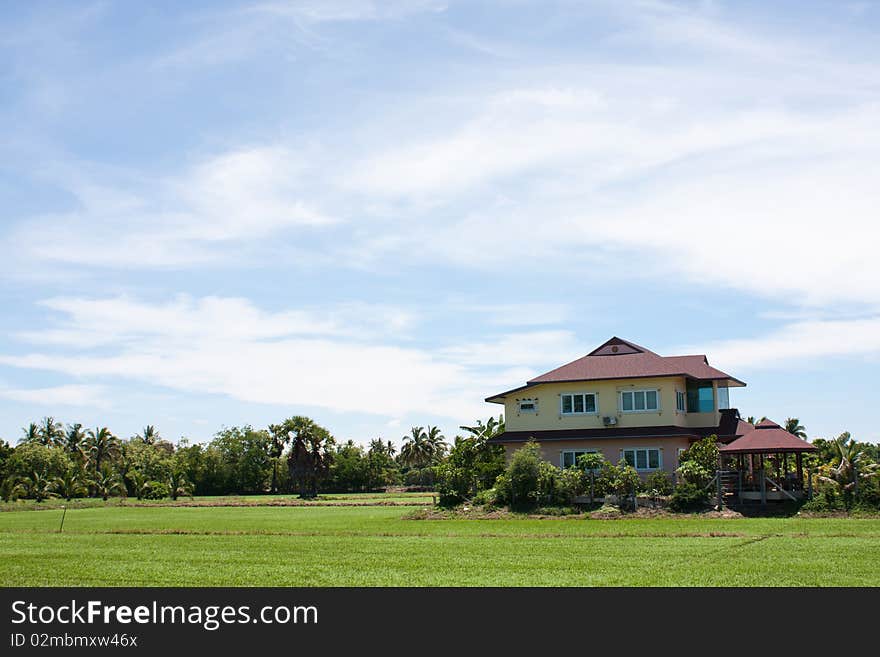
487, 337, 744, 401
719, 419, 816, 454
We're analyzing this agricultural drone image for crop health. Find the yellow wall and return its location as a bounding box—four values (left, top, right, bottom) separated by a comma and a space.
501, 377, 720, 431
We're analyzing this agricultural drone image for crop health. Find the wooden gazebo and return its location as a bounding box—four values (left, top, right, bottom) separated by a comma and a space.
717, 419, 817, 505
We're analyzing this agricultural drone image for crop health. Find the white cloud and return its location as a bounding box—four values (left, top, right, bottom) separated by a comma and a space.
0, 384, 108, 408
683, 317, 880, 372
1, 295, 575, 423
10, 146, 335, 269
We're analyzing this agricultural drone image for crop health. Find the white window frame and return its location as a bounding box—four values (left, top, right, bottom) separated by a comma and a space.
560, 392, 599, 416
675, 389, 686, 413
560, 449, 598, 469
517, 398, 538, 414
619, 388, 660, 413
622, 447, 663, 471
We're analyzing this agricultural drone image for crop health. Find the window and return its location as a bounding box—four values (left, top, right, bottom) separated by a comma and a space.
686, 380, 714, 413
620, 389, 659, 413
561, 449, 597, 469
622, 448, 662, 471
676, 390, 686, 413
560, 392, 597, 415
518, 399, 538, 414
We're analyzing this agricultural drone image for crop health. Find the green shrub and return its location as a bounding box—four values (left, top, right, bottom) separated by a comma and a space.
142, 481, 170, 500
494, 441, 543, 506
677, 437, 719, 488
669, 481, 710, 512
435, 462, 472, 506
472, 487, 498, 507
646, 469, 673, 496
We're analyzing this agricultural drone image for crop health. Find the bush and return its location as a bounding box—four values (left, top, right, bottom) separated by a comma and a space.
669, 481, 710, 512
677, 437, 719, 488
472, 487, 498, 507
142, 481, 170, 500
435, 462, 472, 506
494, 441, 543, 506
596, 460, 641, 510
646, 469, 673, 496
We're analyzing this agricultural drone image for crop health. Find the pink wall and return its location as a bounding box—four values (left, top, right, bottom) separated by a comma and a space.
503, 436, 692, 475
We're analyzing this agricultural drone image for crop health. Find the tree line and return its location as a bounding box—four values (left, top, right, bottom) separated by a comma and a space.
0, 415, 506, 501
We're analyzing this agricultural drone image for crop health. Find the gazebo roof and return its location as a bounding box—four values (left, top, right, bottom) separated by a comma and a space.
719, 419, 817, 454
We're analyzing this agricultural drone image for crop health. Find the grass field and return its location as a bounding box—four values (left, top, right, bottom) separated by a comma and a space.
2, 494, 879, 586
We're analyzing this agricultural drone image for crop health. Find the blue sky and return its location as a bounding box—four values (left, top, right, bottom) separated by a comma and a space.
1, 0, 879, 447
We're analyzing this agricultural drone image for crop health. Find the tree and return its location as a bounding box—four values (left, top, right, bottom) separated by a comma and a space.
90, 467, 125, 501
366, 439, 400, 489
63, 423, 87, 462
211, 426, 273, 494
424, 426, 447, 463
137, 425, 160, 445
746, 416, 767, 425
279, 416, 334, 498
327, 440, 370, 492
167, 470, 193, 500
267, 423, 291, 494
784, 418, 807, 439
15, 470, 59, 502
85, 427, 121, 475
21, 423, 40, 444
816, 432, 879, 496
53, 466, 87, 501
459, 415, 505, 441
126, 469, 156, 500
677, 436, 719, 488
38, 417, 64, 447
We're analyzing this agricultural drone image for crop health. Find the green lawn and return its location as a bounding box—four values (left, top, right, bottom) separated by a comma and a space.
1, 499, 878, 586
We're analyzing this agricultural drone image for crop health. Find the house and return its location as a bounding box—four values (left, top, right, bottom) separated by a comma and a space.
485, 337, 752, 476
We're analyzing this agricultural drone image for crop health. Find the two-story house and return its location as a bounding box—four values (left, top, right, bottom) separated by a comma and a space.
485, 337, 752, 475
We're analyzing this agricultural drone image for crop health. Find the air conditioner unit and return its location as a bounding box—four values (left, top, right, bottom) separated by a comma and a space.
603, 416, 618, 426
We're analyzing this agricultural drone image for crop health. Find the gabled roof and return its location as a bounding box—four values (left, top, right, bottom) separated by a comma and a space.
719, 419, 816, 454
486, 337, 745, 402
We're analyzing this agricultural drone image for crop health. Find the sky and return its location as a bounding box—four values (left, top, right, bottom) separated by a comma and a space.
1, 0, 879, 448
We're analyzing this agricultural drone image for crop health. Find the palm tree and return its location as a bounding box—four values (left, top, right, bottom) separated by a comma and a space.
400, 427, 432, 469
138, 425, 160, 445
784, 418, 807, 439
746, 416, 767, 426
126, 470, 154, 500
282, 416, 334, 498
459, 415, 505, 441
167, 471, 193, 500
85, 427, 120, 474
91, 467, 125, 501
21, 422, 40, 444
817, 432, 879, 493
38, 416, 64, 446
63, 423, 87, 461
424, 425, 447, 463
53, 467, 87, 501
15, 470, 59, 502
267, 422, 291, 493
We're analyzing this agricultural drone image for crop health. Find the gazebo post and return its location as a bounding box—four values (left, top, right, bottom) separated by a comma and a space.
796, 452, 803, 490
760, 454, 767, 506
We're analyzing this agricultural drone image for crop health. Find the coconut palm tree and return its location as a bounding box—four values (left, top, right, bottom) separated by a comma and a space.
784, 418, 807, 439
126, 470, 155, 500
91, 467, 125, 501
424, 425, 447, 463
85, 427, 120, 474
63, 423, 87, 461
53, 467, 87, 501
38, 416, 64, 446
400, 427, 432, 469
21, 422, 40, 444
167, 471, 193, 500
746, 416, 767, 426
15, 470, 59, 502
138, 425, 160, 445
817, 432, 879, 493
